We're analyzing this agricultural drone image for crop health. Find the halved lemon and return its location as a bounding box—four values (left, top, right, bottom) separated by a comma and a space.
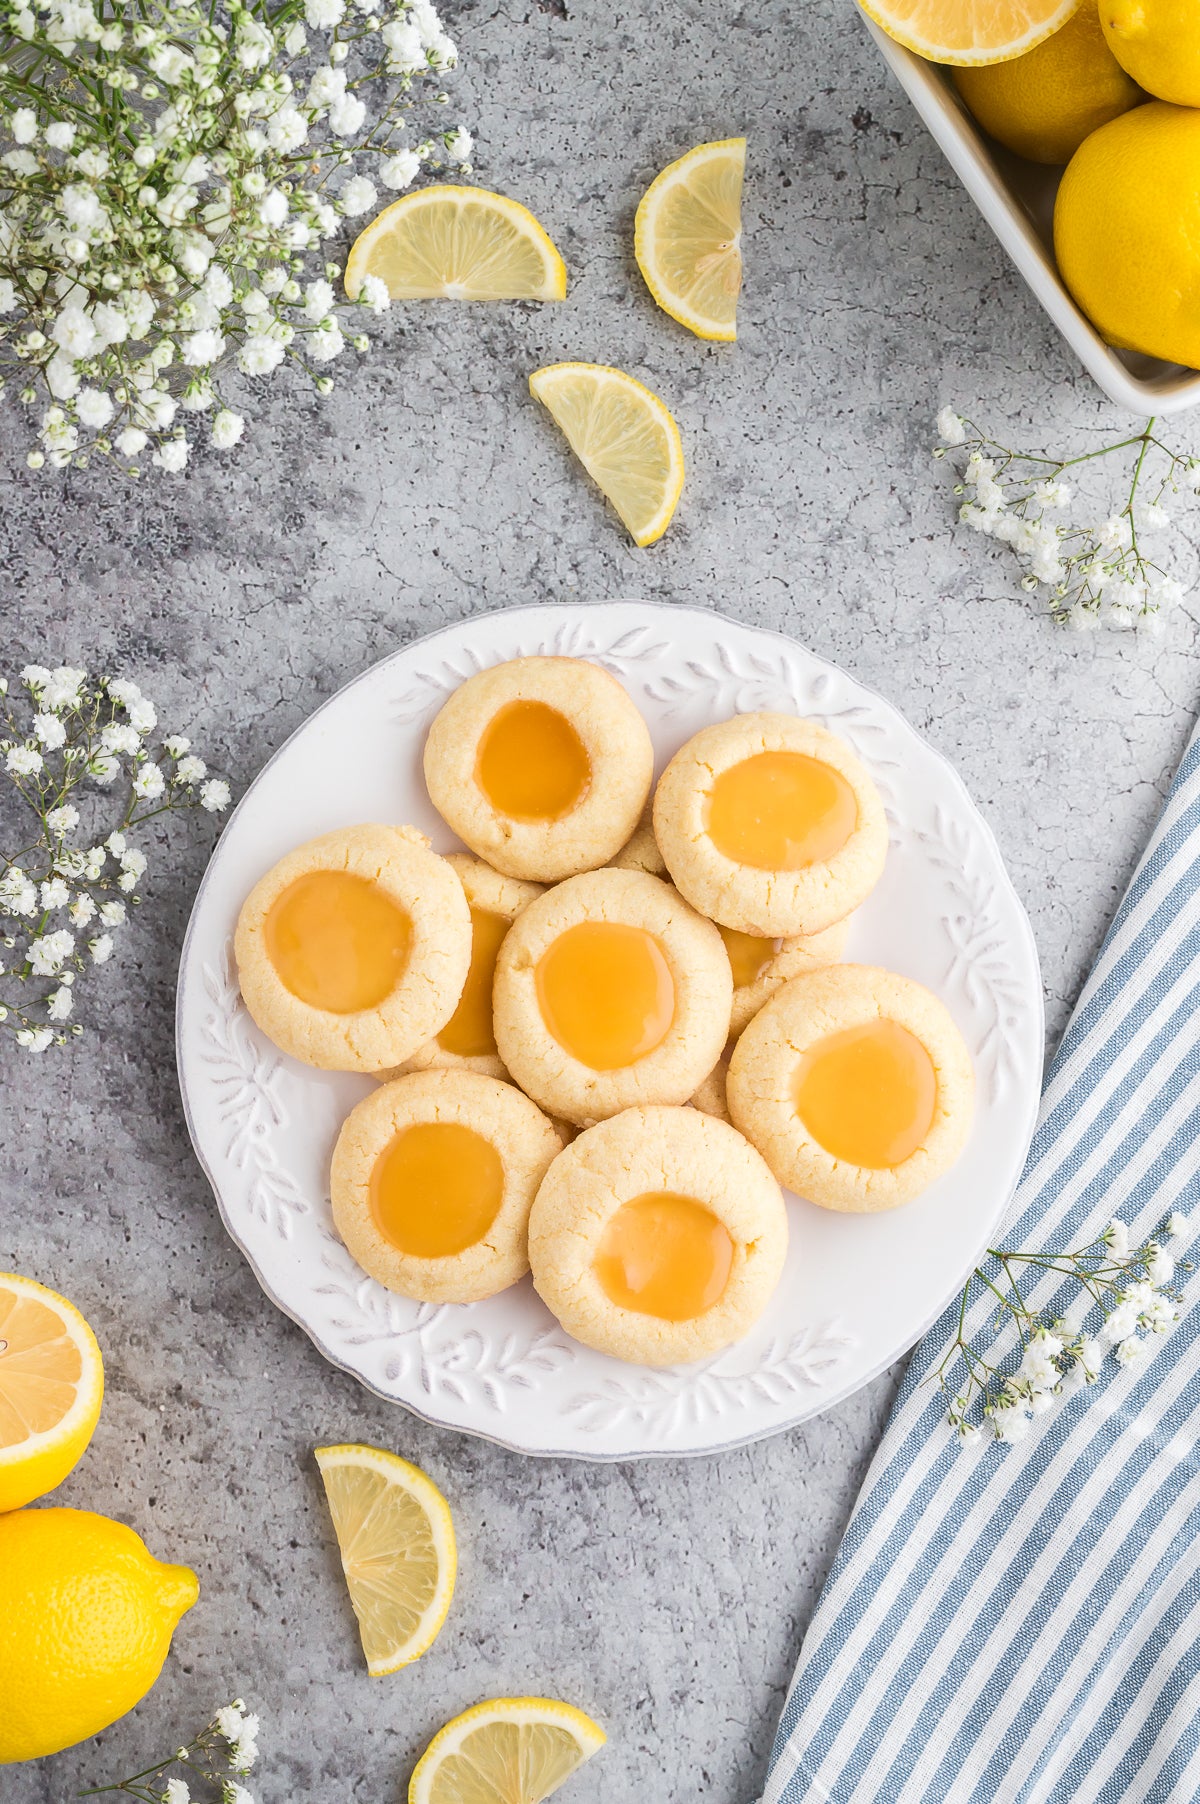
315, 1443, 456, 1675
409, 1697, 606, 1804
0, 1272, 104, 1514
635, 138, 745, 342
528, 363, 684, 547
345, 187, 567, 301
857, 0, 1082, 64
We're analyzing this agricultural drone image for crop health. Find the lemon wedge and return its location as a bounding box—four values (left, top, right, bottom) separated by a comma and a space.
345, 186, 567, 302
528, 362, 684, 546
315, 1443, 456, 1675
857, 0, 1082, 64
0, 1272, 104, 1514
635, 138, 745, 341
409, 1697, 606, 1804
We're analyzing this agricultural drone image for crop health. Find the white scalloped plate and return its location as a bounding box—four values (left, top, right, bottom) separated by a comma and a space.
176, 602, 1043, 1460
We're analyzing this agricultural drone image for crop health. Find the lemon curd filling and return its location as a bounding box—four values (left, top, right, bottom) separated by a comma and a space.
265, 871, 412, 1013
534, 921, 675, 1070
474, 700, 591, 823
792, 1019, 937, 1169
369, 1122, 504, 1258
436, 907, 510, 1058
706, 750, 858, 871
719, 923, 781, 989
594, 1192, 734, 1321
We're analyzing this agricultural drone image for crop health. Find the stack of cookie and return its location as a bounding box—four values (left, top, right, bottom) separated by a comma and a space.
234, 655, 973, 1369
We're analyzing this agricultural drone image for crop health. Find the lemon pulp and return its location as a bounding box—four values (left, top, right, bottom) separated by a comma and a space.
535, 921, 675, 1070
793, 1019, 937, 1168
265, 871, 411, 1013
707, 751, 858, 871
594, 1193, 734, 1320
370, 1123, 504, 1257
475, 700, 591, 823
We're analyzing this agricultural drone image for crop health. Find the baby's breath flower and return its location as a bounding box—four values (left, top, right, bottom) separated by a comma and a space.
0, 668, 230, 1047
200, 778, 232, 813
0, 0, 464, 468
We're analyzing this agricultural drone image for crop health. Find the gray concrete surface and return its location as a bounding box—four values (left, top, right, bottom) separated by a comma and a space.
4, 0, 1200, 1799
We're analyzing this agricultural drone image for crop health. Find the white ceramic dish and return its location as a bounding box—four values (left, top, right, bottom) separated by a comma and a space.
176, 601, 1044, 1460
864, 15, 1200, 417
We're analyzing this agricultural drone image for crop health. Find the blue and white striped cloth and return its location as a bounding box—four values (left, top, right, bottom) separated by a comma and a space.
763, 721, 1200, 1804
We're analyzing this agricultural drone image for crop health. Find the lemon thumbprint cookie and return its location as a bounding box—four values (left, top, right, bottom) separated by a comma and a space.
653, 712, 887, 937
529, 1105, 788, 1366
727, 964, 974, 1212
330, 1070, 563, 1303
493, 868, 732, 1126
605, 803, 667, 877
234, 825, 472, 1072
382, 854, 543, 1082
719, 915, 851, 1039
423, 655, 654, 882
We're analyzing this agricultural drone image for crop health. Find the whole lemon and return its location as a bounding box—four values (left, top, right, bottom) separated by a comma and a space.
0, 1507, 199, 1763
1102, 0, 1200, 105
953, 3, 1145, 164
1054, 101, 1200, 368
0, 1273, 105, 1514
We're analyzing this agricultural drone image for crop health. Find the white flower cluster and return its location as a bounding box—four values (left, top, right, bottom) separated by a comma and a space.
936, 407, 1194, 630
946, 1212, 1192, 1448
95, 1698, 261, 1804
0, 662, 230, 1049
0, 0, 470, 471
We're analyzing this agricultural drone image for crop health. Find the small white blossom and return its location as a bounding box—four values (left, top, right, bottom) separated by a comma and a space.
47, 804, 80, 835
1115, 1334, 1149, 1369
33, 713, 67, 750
338, 175, 377, 216
46, 986, 73, 1020
937, 406, 967, 446
164, 1779, 191, 1804
200, 778, 231, 812
211, 410, 245, 449
16, 1027, 54, 1052
11, 107, 37, 144
1166, 1211, 1191, 1244
29, 928, 74, 976
89, 933, 114, 964
99, 899, 126, 926
444, 125, 472, 162
380, 149, 420, 191
132, 763, 166, 799
69, 894, 96, 926
991, 1402, 1031, 1445
1146, 1248, 1175, 1287
358, 274, 391, 314
6, 745, 43, 777
40, 878, 70, 910
1105, 1218, 1130, 1261
175, 755, 208, 784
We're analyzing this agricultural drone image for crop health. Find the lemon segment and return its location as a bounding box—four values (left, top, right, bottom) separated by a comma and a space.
858, 0, 1083, 65
345, 187, 567, 302
0, 1272, 104, 1514
409, 1697, 606, 1804
0, 1506, 198, 1763
529, 363, 685, 547
634, 138, 745, 341
316, 1443, 456, 1676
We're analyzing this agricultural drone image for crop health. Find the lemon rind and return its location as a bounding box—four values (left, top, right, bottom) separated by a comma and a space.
0, 1273, 104, 1473
856, 0, 1083, 65
408, 1697, 606, 1804
315, 1443, 457, 1676
345, 185, 568, 303
528, 362, 685, 548
634, 137, 745, 343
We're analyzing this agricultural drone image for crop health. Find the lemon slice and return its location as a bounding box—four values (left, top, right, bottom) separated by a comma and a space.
635, 138, 745, 341
315, 1443, 456, 1675
528, 363, 684, 547
857, 0, 1082, 63
409, 1697, 606, 1804
0, 1272, 104, 1513
345, 186, 567, 302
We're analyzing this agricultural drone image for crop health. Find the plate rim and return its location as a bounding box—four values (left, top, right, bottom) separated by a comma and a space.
175, 598, 1045, 1460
